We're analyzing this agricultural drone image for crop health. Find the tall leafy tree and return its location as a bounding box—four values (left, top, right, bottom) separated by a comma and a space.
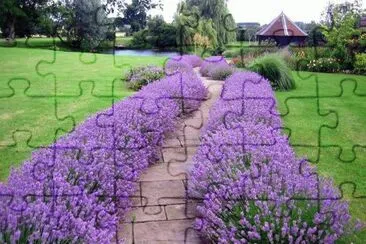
174, 1, 199, 51
184, 0, 236, 48
48, 0, 111, 50
0, 0, 49, 39
121, 0, 162, 33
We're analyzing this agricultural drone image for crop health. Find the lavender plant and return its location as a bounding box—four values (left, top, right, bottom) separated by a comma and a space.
208, 62, 235, 80
200, 56, 232, 79
165, 54, 203, 75
0, 68, 207, 243
190, 71, 350, 243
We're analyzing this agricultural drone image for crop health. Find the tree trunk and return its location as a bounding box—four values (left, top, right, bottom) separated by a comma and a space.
7, 17, 16, 41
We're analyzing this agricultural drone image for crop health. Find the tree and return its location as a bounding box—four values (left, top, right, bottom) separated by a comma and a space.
147, 16, 177, 48
174, 1, 199, 51
321, 0, 363, 28
321, 0, 365, 69
0, 0, 49, 39
131, 15, 177, 49
185, 0, 236, 47
49, 0, 111, 50
122, 0, 148, 32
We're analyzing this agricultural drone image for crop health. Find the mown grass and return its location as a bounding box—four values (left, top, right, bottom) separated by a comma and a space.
0, 47, 167, 180
276, 71, 366, 243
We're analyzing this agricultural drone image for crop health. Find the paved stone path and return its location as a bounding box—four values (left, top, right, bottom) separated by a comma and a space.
118, 71, 224, 244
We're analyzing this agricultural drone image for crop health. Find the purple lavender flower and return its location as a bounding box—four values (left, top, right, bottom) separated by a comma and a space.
0, 70, 207, 242
200, 56, 229, 78
190, 71, 350, 243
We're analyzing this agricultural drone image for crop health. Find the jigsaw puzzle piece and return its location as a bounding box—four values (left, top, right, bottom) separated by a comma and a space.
315, 147, 366, 208
319, 79, 366, 162
281, 96, 337, 163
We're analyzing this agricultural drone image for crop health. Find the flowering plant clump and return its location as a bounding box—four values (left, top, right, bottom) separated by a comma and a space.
190, 71, 350, 243
208, 62, 235, 80
164, 55, 203, 75
0, 69, 207, 243
306, 58, 341, 73
180, 54, 203, 68
125, 65, 165, 91
200, 56, 228, 77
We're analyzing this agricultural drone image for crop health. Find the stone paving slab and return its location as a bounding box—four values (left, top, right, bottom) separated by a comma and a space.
140, 180, 186, 206
161, 147, 186, 162
124, 206, 167, 223
139, 163, 186, 182
165, 202, 199, 220
133, 219, 201, 244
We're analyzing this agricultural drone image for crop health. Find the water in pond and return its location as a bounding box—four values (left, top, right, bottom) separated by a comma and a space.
103, 49, 180, 57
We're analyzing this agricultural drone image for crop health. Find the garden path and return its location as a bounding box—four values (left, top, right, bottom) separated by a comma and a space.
118, 70, 224, 243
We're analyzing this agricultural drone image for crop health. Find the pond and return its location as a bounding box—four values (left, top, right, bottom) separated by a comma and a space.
103, 49, 180, 57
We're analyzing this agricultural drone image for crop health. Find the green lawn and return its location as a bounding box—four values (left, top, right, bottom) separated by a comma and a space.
0, 47, 166, 180
276, 71, 366, 243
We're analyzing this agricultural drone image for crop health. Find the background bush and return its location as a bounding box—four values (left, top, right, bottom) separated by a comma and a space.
200, 56, 228, 77
125, 65, 165, 91
306, 58, 341, 73
354, 53, 366, 74
208, 63, 235, 80
248, 54, 296, 91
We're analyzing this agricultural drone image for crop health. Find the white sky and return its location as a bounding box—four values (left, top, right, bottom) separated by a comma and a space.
149, 0, 366, 25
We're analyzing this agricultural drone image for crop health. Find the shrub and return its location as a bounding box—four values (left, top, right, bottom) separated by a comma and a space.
354, 53, 366, 74
125, 65, 165, 91
306, 58, 341, 73
0, 70, 207, 243
165, 59, 192, 75
180, 54, 203, 68
164, 55, 203, 75
190, 71, 350, 243
248, 54, 296, 91
208, 62, 235, 80
200, 56, 228, 77
130, 30, 152, 49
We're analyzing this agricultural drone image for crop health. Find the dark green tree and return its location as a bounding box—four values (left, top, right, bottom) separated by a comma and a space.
121, 0, 162, 33
47, 0, 111, 50
0, 0, 49, 39
147, 15, 177, 48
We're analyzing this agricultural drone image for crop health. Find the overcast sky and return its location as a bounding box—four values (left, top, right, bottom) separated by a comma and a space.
149, 0, 366, 25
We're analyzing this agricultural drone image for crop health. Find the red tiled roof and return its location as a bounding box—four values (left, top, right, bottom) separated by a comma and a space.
257, 12, 308, 37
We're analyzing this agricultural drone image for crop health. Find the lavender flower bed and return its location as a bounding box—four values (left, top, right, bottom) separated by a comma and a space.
0, 69, 207, 243
190, 71, 350, 243
165, 54, 203, 75
200, 56, 234, 80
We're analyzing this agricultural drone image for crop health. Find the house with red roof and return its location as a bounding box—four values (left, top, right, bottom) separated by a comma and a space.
257, 12, 308, 46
